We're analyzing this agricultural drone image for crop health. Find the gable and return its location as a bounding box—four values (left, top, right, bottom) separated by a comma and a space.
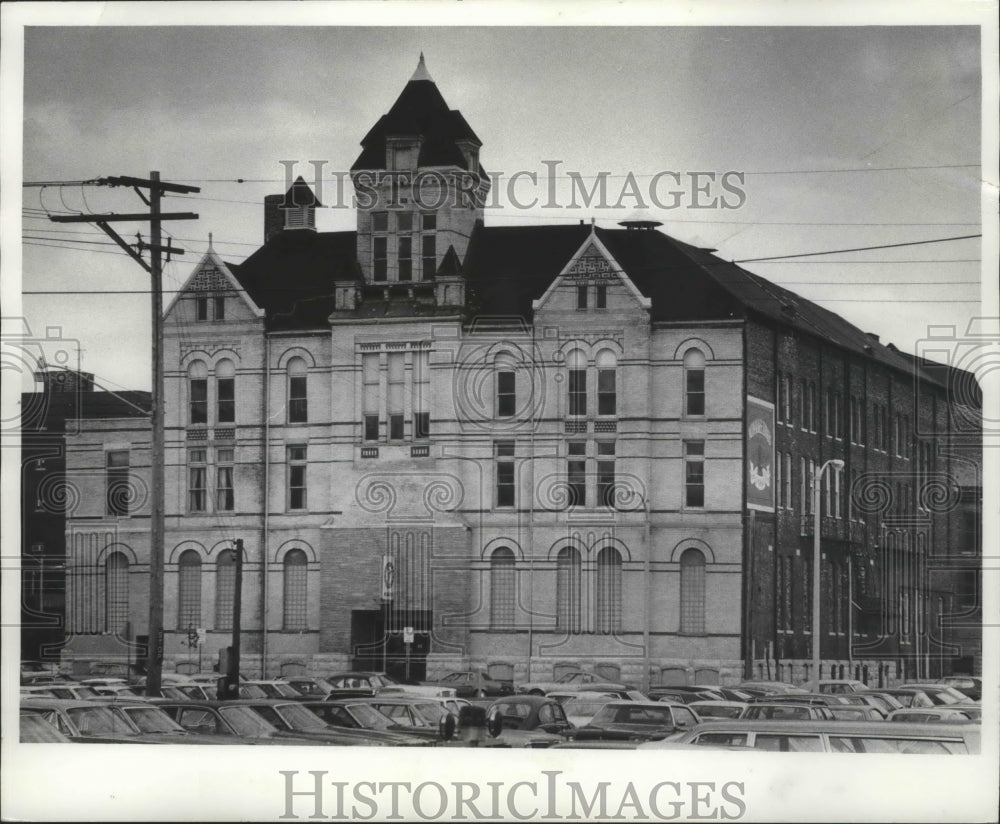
164, 250, 265, 324
532, 232, 652, 313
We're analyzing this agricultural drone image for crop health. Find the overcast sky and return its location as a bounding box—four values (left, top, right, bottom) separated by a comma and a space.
13, 22, 987, 391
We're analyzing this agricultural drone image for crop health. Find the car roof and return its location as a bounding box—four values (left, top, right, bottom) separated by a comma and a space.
682, 719, 976, 735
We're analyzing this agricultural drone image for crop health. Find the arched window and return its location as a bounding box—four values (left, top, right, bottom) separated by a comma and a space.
287, 357, 308, 423
283, 549, 308, 630
596, 547, 622, 633
490, 547, 516, 629
216, 549, 235, 630
177, 550, 202, 630
566, 349, 587, 416
596, 350, 617, 416
683, 349, 705, 416
105, 552, 129, 634
494, 353, 516, 419
556, 547, 581, 633
215, 359, 235, 424
188, 361, 208, 424
680, 548, 706, 634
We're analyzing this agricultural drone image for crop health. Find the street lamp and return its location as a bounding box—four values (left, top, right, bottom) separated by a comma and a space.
812, 458, 844, 690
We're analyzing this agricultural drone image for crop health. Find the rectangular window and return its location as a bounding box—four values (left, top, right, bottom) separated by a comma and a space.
190, 378, 208, 424
196, 296, 208, 321
413, 350, 429, 438
397, 211, 413, 232
214, 295, 226, 321
287, 446, 307, 511
597, 441, 615, 507
775, 451, 783, 508
497, 370, 516, 418
784, 453, 792, 511
808, 383, 817, 432
106, 450, 131, 517
216, 376, 235, 424
421, 213, 436, 232
289, 375, 307, 423
495, 441, 515, 508
373, 236, 388, 281
684, 441, 705, 508
595, 285, 607, 308
568, 369, 587, 416
188, 449, 207, 513
216, 448, 234, 512
807, 459, 816, 515
567, 441, 587, 507
686, 367, 705, 416
421, 233, 436, 278
833, 466, 842, 519
576, 285, 588, 309
825, 463, 833, 517
824, 390, 832, 437
371, 211, 389, 233
387, 353, 404, 440
362, 353, 379, 441
398, 236, 412, 281
597, 368, 616, 416
799, 380, 808, 430
777, 373, 786, 423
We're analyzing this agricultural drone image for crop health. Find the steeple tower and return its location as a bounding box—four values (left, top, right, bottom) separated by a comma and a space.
350, 55, 489, 291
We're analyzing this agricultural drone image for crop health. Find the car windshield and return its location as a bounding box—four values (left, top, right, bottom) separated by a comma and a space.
21, 713, 66, 743
410, 703, 446, 724
564, 699, 611, 718
268, 683, 301, 697
277, 703, 330, 731
592, 705, 674, 726
695, 704, 743, 719
241, 684, 268, 698
123, 707, 186, 733
52, 687, 100, 699
557, 672, 586, 684
441, 673, 466, 683
219, 706, 280, 737
347, 704, 395, 729
66, 706, 137, 735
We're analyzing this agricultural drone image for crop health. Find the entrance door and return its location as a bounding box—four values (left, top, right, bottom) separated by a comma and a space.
350, 608, 431, 682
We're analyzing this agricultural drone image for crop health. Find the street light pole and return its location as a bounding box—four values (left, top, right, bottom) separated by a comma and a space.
812, 458, 844, 690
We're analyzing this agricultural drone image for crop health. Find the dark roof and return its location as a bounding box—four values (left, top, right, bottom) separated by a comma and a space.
352, 78, 481, 171
229, 218, 963, 388
20, 390, 151, 431
229, 230, 359, 331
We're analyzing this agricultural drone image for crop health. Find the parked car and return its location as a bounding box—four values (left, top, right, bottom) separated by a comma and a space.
517, 670, 628, 696
107, 702, 234, 743
888, 707, 978, 723
649, 687, 718, 705
240, 680, 305, 700
279, 676, 336, 698
571, 700, 699, 743
737, 681, 808, 697
649, 719, 980, 753
422, 670, 514, 698
937, 675, 981, 701
900, 683, 978, 707
352, 695, 460, 738
161, 683, 217, 701
154, 699, 332, 745
748, 692, 849, 707
88, 684, 149, 700
305, 699, 439, 744
825, 705, 886, 722
21, 683, 102, 701
854, 690, 906, 713
816, 679, 868, 694
692, 685, 757, 702
325, 671, 456, 699
688, 700, 748, 720
739, 702, 836, 721
21, 698, 173, 744
20, 710, 72, 743
561, 692, 620, 727
241, 698, 415, 745
486, 695, 574, 736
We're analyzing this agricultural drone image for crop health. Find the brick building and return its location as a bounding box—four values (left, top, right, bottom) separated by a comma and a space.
56, 56, 981, 685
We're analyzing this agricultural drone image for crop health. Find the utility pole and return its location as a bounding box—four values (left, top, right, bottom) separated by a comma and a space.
50, 172, 199, 697
227, 538, 244, 697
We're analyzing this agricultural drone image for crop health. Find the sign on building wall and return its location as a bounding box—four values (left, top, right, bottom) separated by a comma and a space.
746, 396, 775, 512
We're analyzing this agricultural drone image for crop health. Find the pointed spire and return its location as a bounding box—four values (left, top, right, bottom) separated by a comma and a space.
207, 232, 214, 252
410, 52, 433, 82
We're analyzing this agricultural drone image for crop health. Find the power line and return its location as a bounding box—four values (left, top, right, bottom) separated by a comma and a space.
735, 234, 981, 263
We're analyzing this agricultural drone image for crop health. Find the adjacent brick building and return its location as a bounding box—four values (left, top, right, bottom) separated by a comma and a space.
54, 56, 981, 686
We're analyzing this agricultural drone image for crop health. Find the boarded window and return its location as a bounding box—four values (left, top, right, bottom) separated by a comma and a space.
177, 550, 202, 630
556, 547, 581, 633
283, 549, 308, 631
490, 548, 516, 630
680, 548, 706, 634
